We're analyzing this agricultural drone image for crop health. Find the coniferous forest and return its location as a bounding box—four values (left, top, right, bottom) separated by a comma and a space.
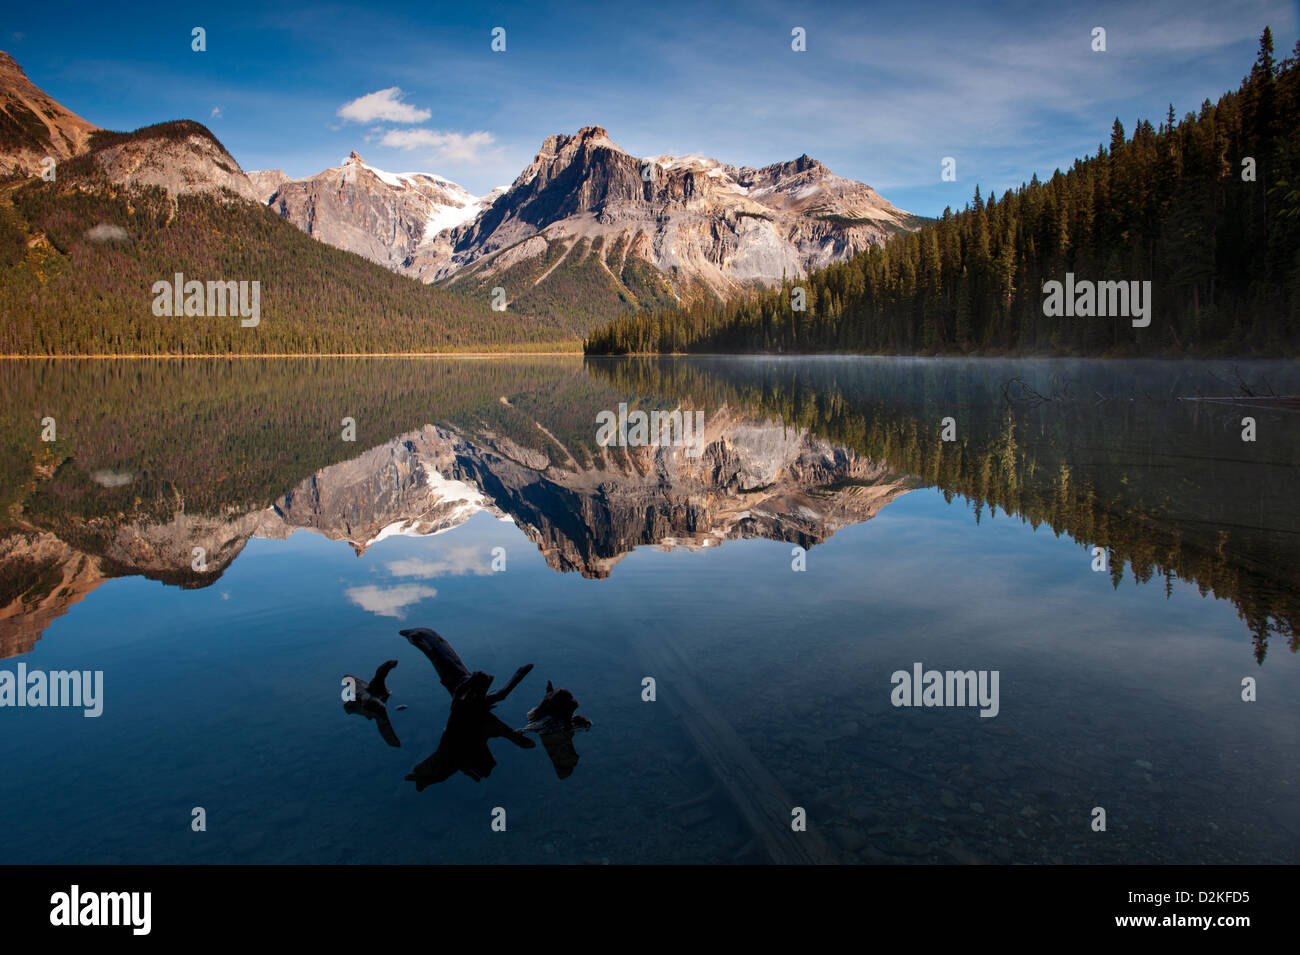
585, 31, 1300, 357
0, 125, 579, 354
584, 355, 1300, 663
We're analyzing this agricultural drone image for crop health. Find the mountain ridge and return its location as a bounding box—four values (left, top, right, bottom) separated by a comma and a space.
245, 123, 922, 323
0, 50, 919, 350
412, 124, 920, 300
249, 150, 496, 273
0, 50, 98, 178
0, 59, 574, 353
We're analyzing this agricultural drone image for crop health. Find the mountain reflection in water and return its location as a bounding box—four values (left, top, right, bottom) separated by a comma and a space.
3, 356, 1294, 661
0, 356, 1297, 865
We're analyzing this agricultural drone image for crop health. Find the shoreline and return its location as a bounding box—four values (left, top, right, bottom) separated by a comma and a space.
0, 351, 585, 359
1, 352, 1294, 361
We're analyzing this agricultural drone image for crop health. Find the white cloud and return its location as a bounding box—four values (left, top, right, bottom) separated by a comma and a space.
210, 106, 222, 119
338, 87, 431, 124
386, 546, 492, 578
379, 128, 500, 165
344, 584, 436, 618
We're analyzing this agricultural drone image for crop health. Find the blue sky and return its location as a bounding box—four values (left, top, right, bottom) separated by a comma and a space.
6, 0, 1297, 217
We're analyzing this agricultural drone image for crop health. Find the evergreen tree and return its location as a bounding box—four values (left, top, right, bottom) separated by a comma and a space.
586, 32, 1300, 358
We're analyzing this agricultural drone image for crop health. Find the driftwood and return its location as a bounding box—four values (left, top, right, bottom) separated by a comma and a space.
399, 627, 535, 789
636, 636, 838, 865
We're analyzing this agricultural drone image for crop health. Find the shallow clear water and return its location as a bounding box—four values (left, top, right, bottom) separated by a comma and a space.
0, 356, 1296, 864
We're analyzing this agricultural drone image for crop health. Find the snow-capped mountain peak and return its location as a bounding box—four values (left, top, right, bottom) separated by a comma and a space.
246, 153, 491, 271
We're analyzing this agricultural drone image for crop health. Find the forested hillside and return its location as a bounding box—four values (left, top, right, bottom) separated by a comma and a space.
586, 31, 1300, 356
436, 232, 684, 335
585, 356, 1300, 662
0, 125, 578, 354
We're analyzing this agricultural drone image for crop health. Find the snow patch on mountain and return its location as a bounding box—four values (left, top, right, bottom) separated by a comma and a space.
247, 151, 491, 271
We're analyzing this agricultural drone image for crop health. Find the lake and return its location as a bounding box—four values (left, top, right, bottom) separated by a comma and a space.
0, 355, 1297, 864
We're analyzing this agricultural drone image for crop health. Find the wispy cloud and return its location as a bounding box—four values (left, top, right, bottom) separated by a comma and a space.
344, 583, 436, 618
378, 127, 500, 165
386, 546, 493, 578
338, 86, 431, 124
24, 0, 1296, 209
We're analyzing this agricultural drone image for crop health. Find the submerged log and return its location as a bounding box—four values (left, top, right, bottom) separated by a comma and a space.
1177, 395, 1300, 410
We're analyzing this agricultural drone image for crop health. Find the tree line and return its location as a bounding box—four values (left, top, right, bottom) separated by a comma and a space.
0, 130, 580, 355
585, 355, 1299, 662
585, 30, 1300, 357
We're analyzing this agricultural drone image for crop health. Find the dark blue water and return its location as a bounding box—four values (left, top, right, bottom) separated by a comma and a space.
0, 357, 1296, 864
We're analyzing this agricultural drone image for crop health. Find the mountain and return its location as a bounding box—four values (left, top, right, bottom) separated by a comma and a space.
0, 409, 910, 655
414, 126, 923, 323
587, 37, 1300, 357
244, 126, 921, 329
246, 168, 289, 202
0, 51, 98, 177
248, 152, 495, 273
0, 54, 578, 353
1, 51, 921, 346
420, 127, 915, 285
0, 49, 256, 202
4, 353, 1296, 661
71, 120, 262, 202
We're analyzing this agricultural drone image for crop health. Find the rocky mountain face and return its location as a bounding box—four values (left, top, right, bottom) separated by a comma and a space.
415, 126, 919, 303
3, 51, 917, 327
85, 121, 261, 202
246, 168, 289, 203
0, 410, 911, 654
0, 532, 100, 659
262, 433, 492, 553
0, 50, 98, 177
265, 411, 910, 578
431, 410, 912, 578
251, 152, 493, 273
246, 126, 920, 321
0, 52, 258, 199
0, 511, 260, 658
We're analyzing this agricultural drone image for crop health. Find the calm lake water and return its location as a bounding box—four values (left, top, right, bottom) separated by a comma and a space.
0, 355, 1297, 864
